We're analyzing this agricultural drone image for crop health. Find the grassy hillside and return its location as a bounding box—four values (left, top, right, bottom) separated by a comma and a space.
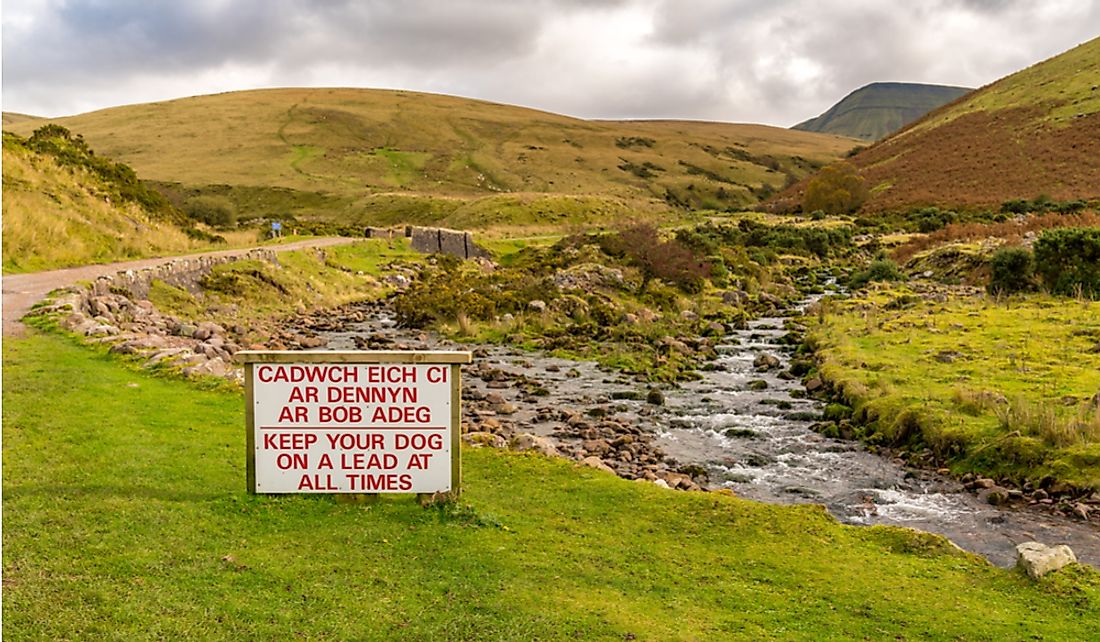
847, 37, 1100, 211
775, 37, 1100, 214
3, 88, 854, 229
2, 129, 220, 273
5, 329, 1099, 640
793, 82, 972, 141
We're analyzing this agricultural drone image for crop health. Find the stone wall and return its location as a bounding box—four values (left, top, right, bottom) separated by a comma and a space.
92, 248, 278, 300
407, 226, 490, 259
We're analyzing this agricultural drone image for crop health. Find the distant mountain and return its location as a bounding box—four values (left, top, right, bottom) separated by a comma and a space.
793, 82, 972, 141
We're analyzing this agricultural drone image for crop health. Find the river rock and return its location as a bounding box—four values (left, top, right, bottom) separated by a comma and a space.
582, 439, 611, 456
510, 433, 559, 457
804, 376, 824, 393
754, 353, 781, 370
462, 432, 506, 449
299, 336, 327, 349
494, 402, 518, 415
646, 388, 665, 405
580, 456, 616, 474
980, 486, 1011, 506
1015, 542, 1077, 579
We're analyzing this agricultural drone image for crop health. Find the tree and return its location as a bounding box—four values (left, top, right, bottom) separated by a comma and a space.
802, 162, 868, 215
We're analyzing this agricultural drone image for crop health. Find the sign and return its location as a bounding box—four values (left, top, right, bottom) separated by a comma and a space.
239, 351, 471, 495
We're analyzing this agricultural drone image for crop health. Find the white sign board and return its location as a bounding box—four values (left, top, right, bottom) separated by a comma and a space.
241, 353, 469, 494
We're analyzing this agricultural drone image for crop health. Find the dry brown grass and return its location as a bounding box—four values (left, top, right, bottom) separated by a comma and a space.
3, 87, 852, 218
892, 210, 1100, 262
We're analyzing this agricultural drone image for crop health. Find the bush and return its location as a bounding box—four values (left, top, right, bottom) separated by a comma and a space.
184, 195, 237, 228
601, 224, 710, 293
802, 162, 867, 215
849, 259, 905, 289
987, 247, 1035, 295
1032, 227, 1100, 298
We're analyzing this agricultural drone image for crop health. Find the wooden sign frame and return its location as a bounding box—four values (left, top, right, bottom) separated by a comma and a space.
238, 350, 471, 499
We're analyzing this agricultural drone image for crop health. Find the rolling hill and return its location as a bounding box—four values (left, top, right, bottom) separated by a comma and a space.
3, 89, 854, 228
793, 82, 972, 141
837, 37, 1100, 212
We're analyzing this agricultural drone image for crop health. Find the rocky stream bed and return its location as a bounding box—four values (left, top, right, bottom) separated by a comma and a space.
45, 276, 1099, 570
300, 299, 1100, 570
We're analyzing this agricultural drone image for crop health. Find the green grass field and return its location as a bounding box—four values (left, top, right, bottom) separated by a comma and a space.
812, 287, 1100, 490
4, 330, 1100, 640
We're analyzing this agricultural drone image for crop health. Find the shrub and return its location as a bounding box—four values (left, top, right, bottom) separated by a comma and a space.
802, 162, 867, 215
987, 247, 1035, 295
184, 195, 238, 228
602, 224, 710, 293
1032, 227, 1100, 298
848, 259, 905, 289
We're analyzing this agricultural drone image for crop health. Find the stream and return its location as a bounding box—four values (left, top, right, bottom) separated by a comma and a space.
314, 300, 1100, 570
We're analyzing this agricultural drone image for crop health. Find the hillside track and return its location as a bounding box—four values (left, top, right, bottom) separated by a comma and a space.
1, 237, 359, 336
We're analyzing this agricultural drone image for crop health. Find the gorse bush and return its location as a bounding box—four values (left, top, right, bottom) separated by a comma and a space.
849, 259, 906, 289
987, 247, 1035, 295
184, 195, 237, 228
674, 220, 854, 259
1032, 227, 1100, 298
1001, 196, 1089, 215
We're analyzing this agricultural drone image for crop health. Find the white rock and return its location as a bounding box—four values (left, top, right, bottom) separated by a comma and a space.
1016, 541, 1077, 579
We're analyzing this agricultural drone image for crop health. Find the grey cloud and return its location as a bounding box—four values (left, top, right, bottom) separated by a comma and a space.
2, 0, 1097, 124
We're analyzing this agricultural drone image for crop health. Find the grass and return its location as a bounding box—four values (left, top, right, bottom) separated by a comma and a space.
902, 37, 1100, 134
1, 142, 214, 273
3, 87, 853, 228
145, 239, 422, 344
5, 329, 1100, 640
811, 287, 1100, 489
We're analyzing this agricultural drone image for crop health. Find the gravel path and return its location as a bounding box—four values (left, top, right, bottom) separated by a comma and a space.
1, 237, 360, 336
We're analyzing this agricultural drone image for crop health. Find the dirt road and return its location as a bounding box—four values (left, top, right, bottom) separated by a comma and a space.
1, 237, 359, 337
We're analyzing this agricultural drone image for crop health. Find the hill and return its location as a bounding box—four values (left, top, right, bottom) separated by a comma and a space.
3, 88, 854, 228
792, 82, 972, 141
844, 37, 1100, 212
1, 127, 220, 272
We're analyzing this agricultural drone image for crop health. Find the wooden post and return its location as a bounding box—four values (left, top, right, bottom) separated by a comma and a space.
244, 362, 256, 494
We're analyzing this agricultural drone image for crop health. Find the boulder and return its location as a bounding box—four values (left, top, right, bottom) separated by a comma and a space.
753, 353, 781, 370
462, 432, 507, 448
1015, 542, 1077, 579
510, 433, 560, 457
580, 456, 616, 474
980, 486, 1011, 506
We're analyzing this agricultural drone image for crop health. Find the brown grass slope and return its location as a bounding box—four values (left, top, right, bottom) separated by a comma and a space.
2, 136, 210, 272
3, 88, 853, 226
783, 37, 1100, 212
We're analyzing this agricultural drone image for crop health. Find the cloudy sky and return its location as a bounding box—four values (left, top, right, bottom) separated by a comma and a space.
3, 0, 1098, 126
